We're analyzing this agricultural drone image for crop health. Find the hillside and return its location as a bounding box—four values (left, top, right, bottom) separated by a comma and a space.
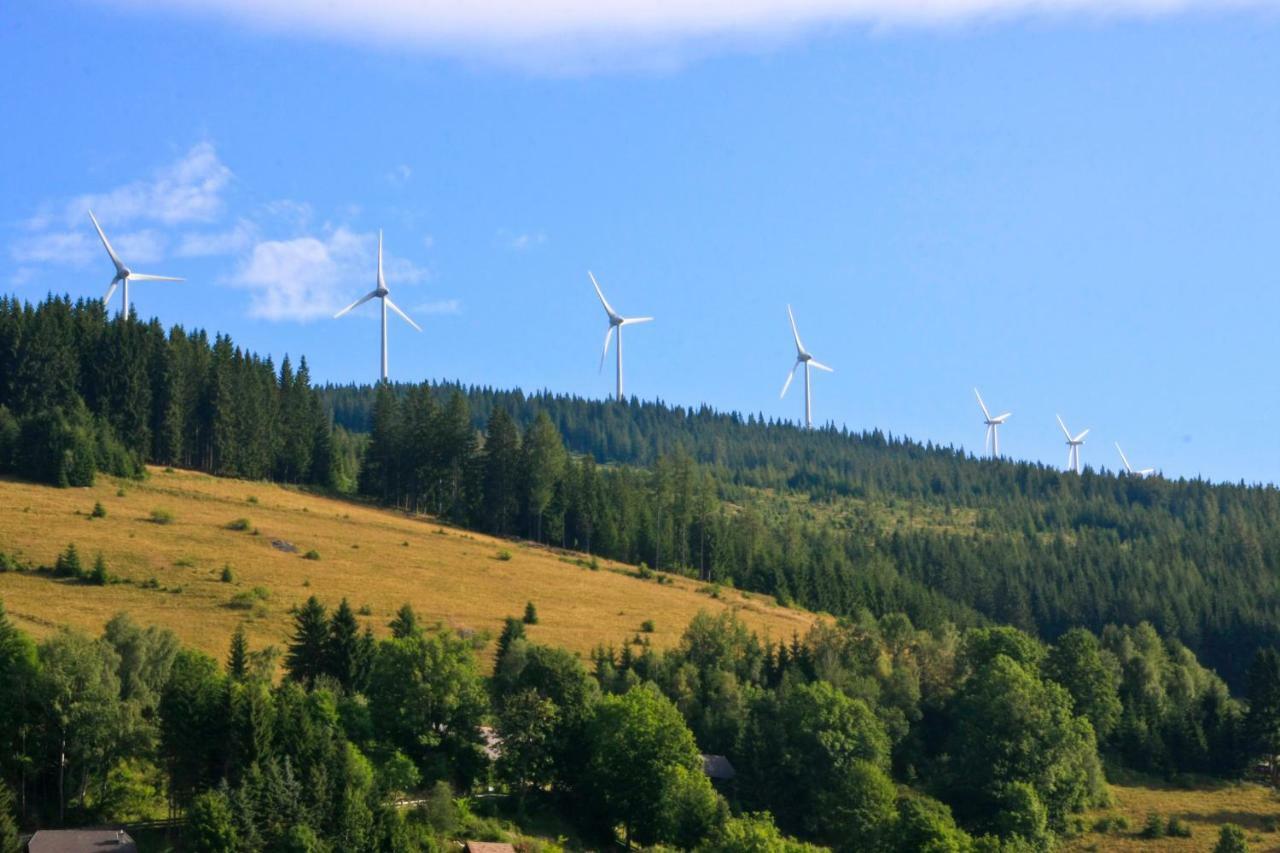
0, 466, 818, 665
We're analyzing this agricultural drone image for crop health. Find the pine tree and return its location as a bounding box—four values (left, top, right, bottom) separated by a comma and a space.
523, 601, 539, 625
481, 408, 521, 536
389, 603, 420, 639
285, 596, 329, 688
522, 411, 566, 542
89, 552, 108, 585
326, 599, 364, 692
228, 625, 249, 680
496, 617, 526, 663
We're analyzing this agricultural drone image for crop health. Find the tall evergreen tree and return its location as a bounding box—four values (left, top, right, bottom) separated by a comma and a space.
227, 625, 249, 681
481, 408, 521, 536
285, 597, 329, 689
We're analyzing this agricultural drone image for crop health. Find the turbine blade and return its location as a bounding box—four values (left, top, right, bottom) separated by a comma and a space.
780, 361, 800, 398
1138, 468, 1154, 476
1115, 442, 1132, 473
599, 325, 615, 372
103, 281, 119, 305
984, 425, 992, 453
808, 359, 834, 373
385, 297, 422, 332
588, 271, 617, 318
622, 316, 653, 325
787, 304, 806, 356
994, 412, 1012, 422
1074, 428, 1090, 443
88, 209, 124, 271
334, 291, 378, 319
127, 273, 184, 282
1056, 414, 1072, 441
377, 230, 386, 291
974, 388, 991, 420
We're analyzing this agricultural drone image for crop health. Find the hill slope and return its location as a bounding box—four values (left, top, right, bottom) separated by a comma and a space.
0, 467, 818, 664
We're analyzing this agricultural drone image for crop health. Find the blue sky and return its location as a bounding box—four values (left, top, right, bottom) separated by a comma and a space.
4, 1, 1280, 484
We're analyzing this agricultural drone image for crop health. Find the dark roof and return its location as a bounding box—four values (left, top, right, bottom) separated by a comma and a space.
701, 753, 737, 780
463, 843, 515, 853
27, 829, 138, 853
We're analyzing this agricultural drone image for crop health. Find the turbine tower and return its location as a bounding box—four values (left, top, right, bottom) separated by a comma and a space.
974, 388, 1011, 458
1115, 443, 1155, 477
334, 231, 421, 383
1057, 414, 1090, 474
90, 210, 183, 317
590, 271, 652, 402
780, 305, 833, 429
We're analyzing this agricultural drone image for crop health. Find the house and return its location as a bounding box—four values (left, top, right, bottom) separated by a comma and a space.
26, 828, 138, 853
700, 754, 736, 781
463, 842, 516, 853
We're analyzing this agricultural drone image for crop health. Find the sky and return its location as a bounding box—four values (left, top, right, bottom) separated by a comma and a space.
3, 1, 1280, 484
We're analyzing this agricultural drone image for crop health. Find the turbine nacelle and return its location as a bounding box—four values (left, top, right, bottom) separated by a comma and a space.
589, 271, 651, 401
332, 231, 422, 382
781, 305, 832, 429
974, 389, 1011, 458
89, 210, 184, 316
1115, 443, 1155, 477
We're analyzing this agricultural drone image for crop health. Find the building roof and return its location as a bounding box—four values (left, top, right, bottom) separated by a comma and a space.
463, 843, 516, 853
27, 829, 138, 853
701, 753, 737, 780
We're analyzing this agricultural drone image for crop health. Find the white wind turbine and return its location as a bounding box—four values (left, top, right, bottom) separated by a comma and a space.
333, 231, 421, 383
974, 388, 1011, 458
590, 271, 652, 402
1115, 443, 1155, 477
90, 210, 183, 317
1057, 414, 1090, 474
780, 305, 833, 429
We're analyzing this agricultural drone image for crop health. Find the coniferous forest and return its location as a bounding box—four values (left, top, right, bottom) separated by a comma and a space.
5, 295, 1280, 850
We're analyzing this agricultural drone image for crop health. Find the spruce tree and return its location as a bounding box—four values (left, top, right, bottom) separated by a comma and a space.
522, 411, 566, 542
326, 599, 363, 692
389, 603, 420, 639
227, 625, 249, 680
496, 617, 526, 663
285, 596, 329, 688
481, 408, 521, 535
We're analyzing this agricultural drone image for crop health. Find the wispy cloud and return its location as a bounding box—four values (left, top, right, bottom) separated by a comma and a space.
228, 227, 430, 322
501, 230, 547, 251
175, 219, 257, 257
414, 298, 462, 315
93, 0, 1278, 68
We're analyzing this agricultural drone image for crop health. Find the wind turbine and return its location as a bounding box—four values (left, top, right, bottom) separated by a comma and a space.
1115, 443, 1155, 477
974, 388, 1011, 459
590, 271, 652, 402
90, 210, 183, 317
333, 231, 421, 383
1057, 414, 1090, 474
780, 305, 833, 429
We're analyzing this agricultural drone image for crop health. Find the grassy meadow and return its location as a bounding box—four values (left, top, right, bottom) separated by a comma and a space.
0, 467, 819, 667
1066, 776, 1280, 852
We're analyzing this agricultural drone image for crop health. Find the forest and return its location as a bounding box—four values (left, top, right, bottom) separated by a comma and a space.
4, 295, 1280, 849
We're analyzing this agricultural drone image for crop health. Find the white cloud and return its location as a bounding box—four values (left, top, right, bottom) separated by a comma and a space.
62, 142, 231, 228
501, 230, 547, 251
175, 219, 257, 257
93, 0, 1278, 64
228, 227, 430, 322
414, 298, 462, 315
11, 231, 94, 266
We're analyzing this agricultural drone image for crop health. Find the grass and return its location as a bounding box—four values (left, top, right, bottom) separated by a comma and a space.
1063, 775, 1280, 853
0, 467, 819, 667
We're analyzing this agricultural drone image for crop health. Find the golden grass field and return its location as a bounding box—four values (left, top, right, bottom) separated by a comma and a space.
1066, 778, 1280, 852
0, 467, 820, 667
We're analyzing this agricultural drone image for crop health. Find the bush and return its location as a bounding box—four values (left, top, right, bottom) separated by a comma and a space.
90, 501, 107, 519
0, 552, 20, 573
1093, 814, 1129, 834
89, 553, 109, 585
228, 587, 271, 611
149, 508, 174, 525
225, 518, 252, 531
523, 601, 539, 625
1263, 815, 1280, 833
1214, 824, 1250, 853
1166, 816, 1192, 838
303, 550, 321, 561
220, 565, 235, 583
55, 543, 83, 578
246, 495, 259, 504
496, 549, 513, 562
1142, 812, 1165, 839
641, 619, 656, 633
637, 562, 653, 579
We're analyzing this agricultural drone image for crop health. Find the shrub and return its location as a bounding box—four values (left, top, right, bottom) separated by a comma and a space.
89, 553, 109, 585
496, 549, 513, 562
637, 562, 653, 579
141, 577, 160, 589
1167, 816, 1192, 838
115, 487, 126, 497
228, 587, 271, 611
358, 604, 373, 616
641, 619, 656, 633
90, 501, 107, 519
1093, 814, 1129, 834
1142, 812, 1165, 839
523, 601, 539, 624
220, 565, 234, 583
149, 508, 174, 525
0, 552, 19, 573
302, 550, 321, 561
1263, 815, 1280, 833
1215, 824, 1250, 853
589, 555, 599, 571
55, 543, 83, 578
225, 518, 252, 531
246, 495, 258, 504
